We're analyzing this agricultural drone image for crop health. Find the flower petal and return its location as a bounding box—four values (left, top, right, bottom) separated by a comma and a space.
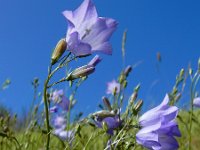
68, 32, 92, 56
159, 135, 179, 150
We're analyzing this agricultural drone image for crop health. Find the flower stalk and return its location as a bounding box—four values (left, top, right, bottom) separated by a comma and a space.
43, 64, 52, 150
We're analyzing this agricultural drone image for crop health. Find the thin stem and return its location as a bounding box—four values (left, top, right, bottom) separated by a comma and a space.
50, 53, 75, 78
188, 72, 199, 150
67, 79, 83, 130
43, 64, 52, 150
47, 78, 67, 88
43, 52, 74, 149
67, 99, 72, 130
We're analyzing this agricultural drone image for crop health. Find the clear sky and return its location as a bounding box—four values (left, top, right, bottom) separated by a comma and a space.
0, 0, 199, 116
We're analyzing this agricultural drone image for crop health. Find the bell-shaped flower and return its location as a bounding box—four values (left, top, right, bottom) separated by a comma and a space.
136, 94, 181, 150
63, 0, 117, 56
95, 115, 122, 135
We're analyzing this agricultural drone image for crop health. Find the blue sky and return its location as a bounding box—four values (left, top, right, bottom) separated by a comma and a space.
0, 0, 199, 116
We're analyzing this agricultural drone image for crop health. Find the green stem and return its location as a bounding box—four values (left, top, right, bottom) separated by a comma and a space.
47, 78, 67, 88
43, 52, 72, 149
189, 104, 193, 150
43, 65, 52, 150
188, 73, 199, 150
67, 99, 72, 130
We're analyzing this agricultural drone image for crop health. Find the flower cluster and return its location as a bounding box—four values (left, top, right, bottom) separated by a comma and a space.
136, 94, 181, 150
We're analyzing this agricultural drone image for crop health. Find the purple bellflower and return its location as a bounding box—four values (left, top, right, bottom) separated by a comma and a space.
53, 128, 74, 141
53, 115, 66, 130
52, 115, 74, 141
106, 80, 120, 95
136, 94, 181, 150
95, 115, 121, 135
51, 90, 70, 112
51, 90, 64, 103
193, 97, 200, 107
63, 0, 117, 56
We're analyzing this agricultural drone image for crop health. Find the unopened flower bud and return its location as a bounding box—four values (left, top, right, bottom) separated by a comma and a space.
133, 100, 143, 112
102, 96, 112, 111
179, 69, 184, 78
66, 65, 95, 81
124, 65, 132, 77
88, 55, 102, 67
129, 92, 137, 105
189, 68, 193, 76
51, 38, 67, 65
123, 80, 128, 88
134, 84, 140, 92
198, 58, 200, 72
92, 110, 115, 118
174, 93, 181, 103
172, 87, 178, 95
119, 73, 125, 84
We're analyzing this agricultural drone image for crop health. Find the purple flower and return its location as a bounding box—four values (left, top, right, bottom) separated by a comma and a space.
136, 94, 181, 150
51, 90, 70, 111
53, 129, 74, 141
193, 97, 200, 107
63, 0, 117, 56
51, 90, 64, 103
106, 80, 120, 94
50, 106, 58, 113
95, 115, 121, 135
58, 96, 70, 111
88, 55, 102, 67
53, 115, 66, 130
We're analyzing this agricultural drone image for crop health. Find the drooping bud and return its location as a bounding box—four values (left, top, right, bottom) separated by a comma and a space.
51, 38, 67, 65
102, 96, 112, 111
124, 65, 132, 77
88, 55, 102, 67
66, 65, 95, 81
